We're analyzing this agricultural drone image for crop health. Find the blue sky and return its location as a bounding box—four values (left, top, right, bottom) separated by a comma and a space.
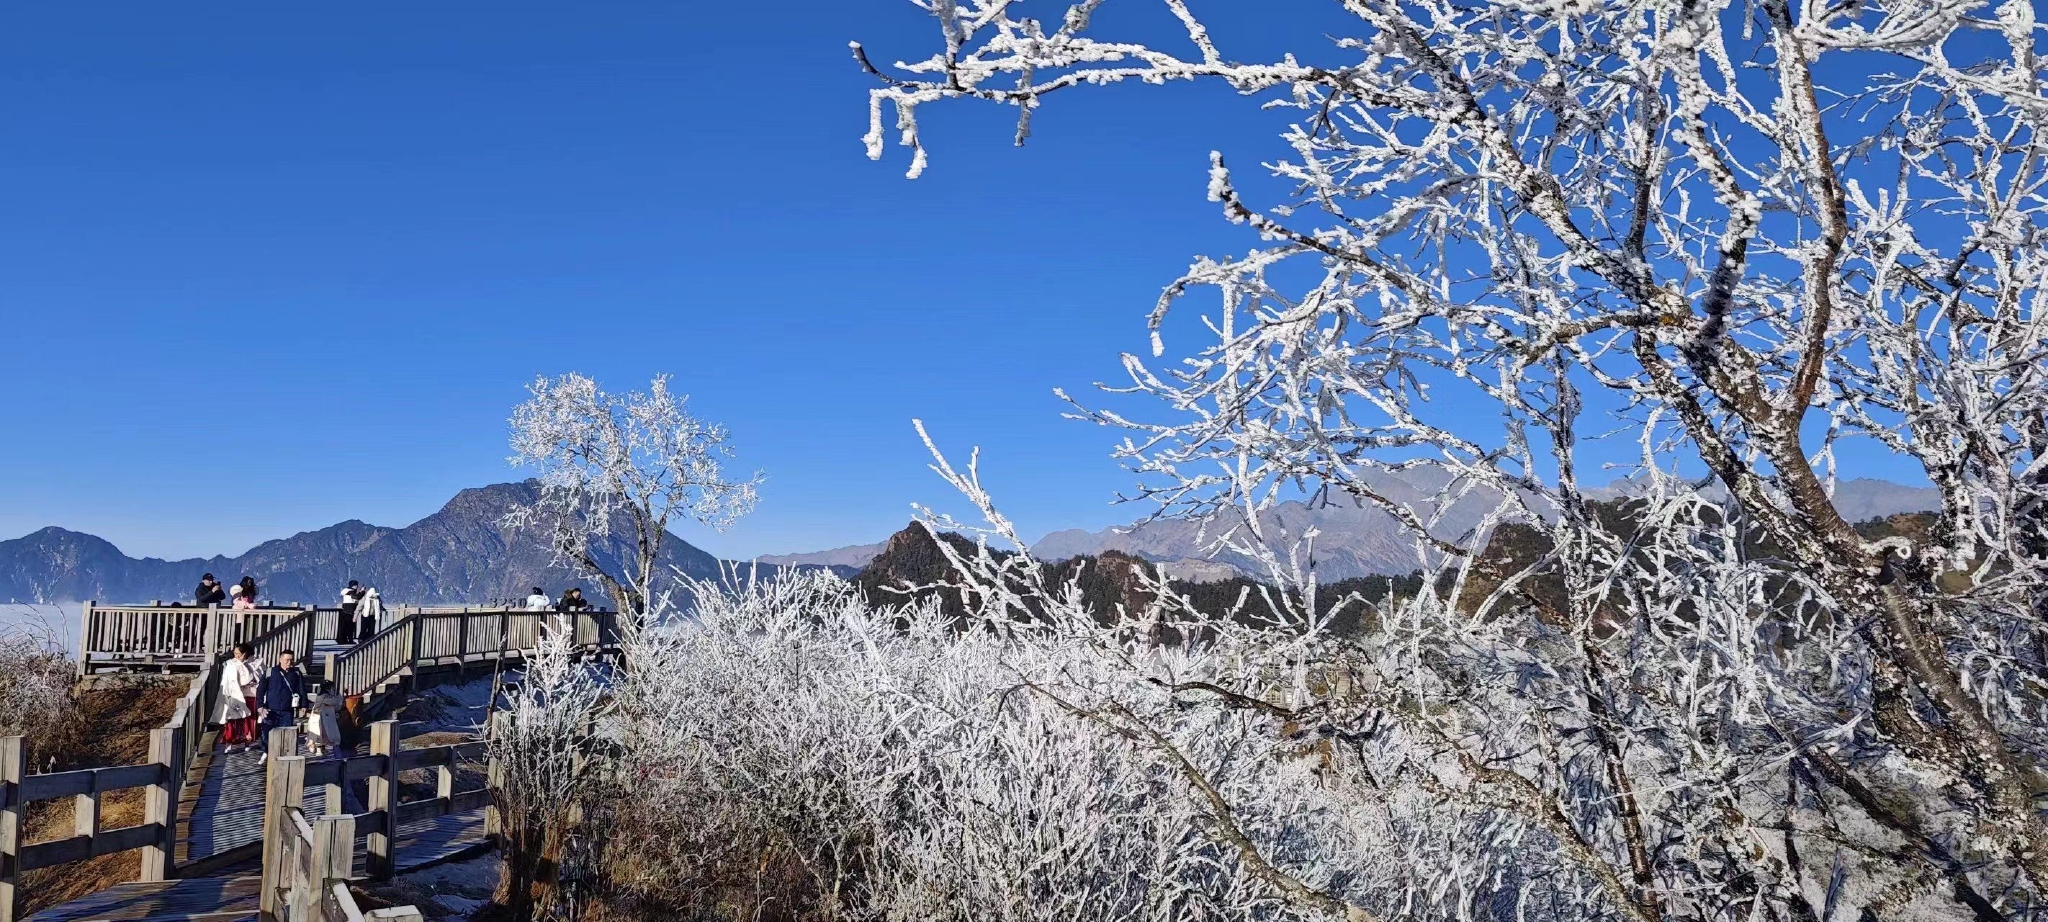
0, 2, 1925, 562
0, 2, 1358, 561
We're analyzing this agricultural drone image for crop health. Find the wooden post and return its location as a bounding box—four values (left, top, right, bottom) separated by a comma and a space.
456, 613, 470, 670
366, 720, 399, 879
76, 601, 95, 677
145, 600, 161, 666
73, 787, 99, 842
260, 754, 307, 918
269, 726, 300, 761
1, 736, 24, 922
138, 727, 178, 882
311, 814, 353, 919
435, 764, 454, 818
324, 753, 344, 818
483, 713, 503, 840
407, 617, 424, 692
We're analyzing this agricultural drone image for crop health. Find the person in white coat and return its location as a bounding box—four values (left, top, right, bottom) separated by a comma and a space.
524, 587, 552, 611
355, 587, 383, 637
216, 644, 261, 753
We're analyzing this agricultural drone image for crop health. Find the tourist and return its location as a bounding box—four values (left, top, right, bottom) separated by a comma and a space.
337, 580, 367, 645
217, 643, 260, 753
256, 649, 307, 764
524, 587, 552, 611
195, 573, 226, 607
355, 586, 382, 637
556, 587, 590, 612
303, 682, 342, 759
232, 577, 260, 610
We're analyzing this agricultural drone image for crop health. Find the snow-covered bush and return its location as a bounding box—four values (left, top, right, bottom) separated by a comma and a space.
594, 572, 1416, 922
490, 618, 613, 921
0, 619, 73, 749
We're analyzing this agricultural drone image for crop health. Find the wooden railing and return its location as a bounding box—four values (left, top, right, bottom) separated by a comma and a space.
82, 600, 621, 700
0, 730, 181, 922
260, 720, 483, 919
265, 799, 423, 922
78, 602, 319, 675
271, 805, 353, 921
327, 608, 620, 700
326, 616, 418, 702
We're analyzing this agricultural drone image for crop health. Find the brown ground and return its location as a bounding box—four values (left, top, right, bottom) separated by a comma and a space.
15, 675, 187, 919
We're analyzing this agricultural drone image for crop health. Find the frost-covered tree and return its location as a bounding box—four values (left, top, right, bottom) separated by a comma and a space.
856, 2, 2048, 920
507, 373, 760, 628
489, 619, 611, 921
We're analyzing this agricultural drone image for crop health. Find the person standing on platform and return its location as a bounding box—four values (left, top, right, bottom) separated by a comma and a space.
337, 580, 367, 644
356, 586, 382, 638
256, 649, 307, 765
217, 643, 261, 753
232, 577, 259, 610
524, 587, 552, 611
195, 573, 226, 607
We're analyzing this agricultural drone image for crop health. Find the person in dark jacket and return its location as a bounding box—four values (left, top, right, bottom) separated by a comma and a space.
256, 649, 307, 764
555, 588, 591, 612
195, 573, 227, 607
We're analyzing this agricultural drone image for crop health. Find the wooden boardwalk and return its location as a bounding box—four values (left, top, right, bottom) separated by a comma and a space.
361, 812, 492, 879
177, 739, 363, 870
25, 735, 488, 922
13, 602, 612, 922
21, 877, 258, 922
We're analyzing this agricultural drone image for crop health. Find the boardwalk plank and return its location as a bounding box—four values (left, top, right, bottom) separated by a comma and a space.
178, 743, 364, 868
20, 876, 257, 922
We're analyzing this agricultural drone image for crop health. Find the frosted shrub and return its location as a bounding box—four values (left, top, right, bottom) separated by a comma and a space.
0, 620, 73, 749
491, 619, 612, 921
601, 572, 1399, 922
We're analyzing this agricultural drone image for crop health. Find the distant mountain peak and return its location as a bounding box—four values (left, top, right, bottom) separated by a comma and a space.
0, 480, 730, 607
1029, 472, 1941, 582
756, 539, 888, 573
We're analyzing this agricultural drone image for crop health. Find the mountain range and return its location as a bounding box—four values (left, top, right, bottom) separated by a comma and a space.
0, 474, 1943, 609
802, 473, 1942, 582
1032, 474, 1941, 581
757, 541, 887, 573
0, 481, 731, 607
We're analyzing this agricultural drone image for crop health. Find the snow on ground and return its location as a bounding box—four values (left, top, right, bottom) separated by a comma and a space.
395, 675, 503, 740
365, 850, 500, 921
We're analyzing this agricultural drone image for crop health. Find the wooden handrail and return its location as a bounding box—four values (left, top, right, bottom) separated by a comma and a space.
0, 726, 181, 921
329, 607, 620, 699
77, 602, 327, 676
267, 802, 414, 922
